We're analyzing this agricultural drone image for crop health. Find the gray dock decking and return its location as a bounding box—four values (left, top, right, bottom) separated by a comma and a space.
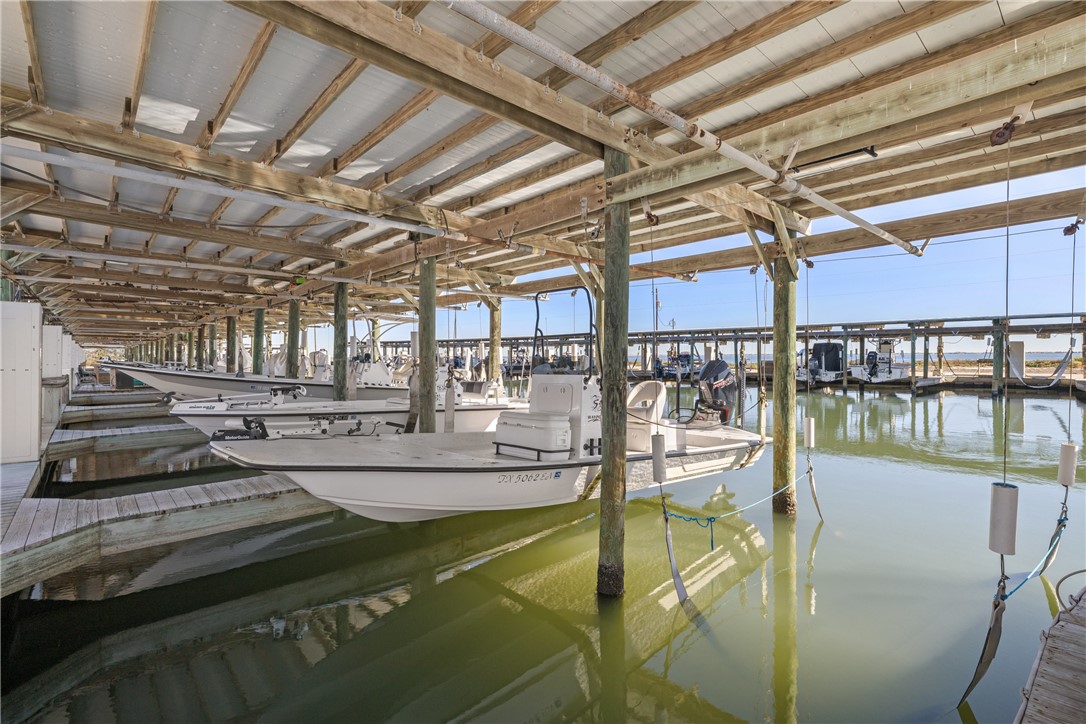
1017, 587, 1086, 724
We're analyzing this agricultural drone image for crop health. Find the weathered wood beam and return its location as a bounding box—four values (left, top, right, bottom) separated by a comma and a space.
1, 102, 476, 232
367, 0, 695, 193
124, 0, 158, 129
4, 182, 367, 263
418, 0, 843, 205
196, 21, 277, 149
0, 190, 46, 226
240, 1, 793, 234
323, 0, 558, 184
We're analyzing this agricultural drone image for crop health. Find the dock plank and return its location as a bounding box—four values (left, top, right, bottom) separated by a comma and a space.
76, 500, 97, 529
200, 483, 233, 503
183, 485, 212, 507
24, 499, 61, 550
97, 498, 120, 522
117, 495, 141, 519
133, 493, 158, 516
167, 487, 194, 511
150, 490, 175, 514
1018, 588, 1086, 723
1, 501, 40, 554
52, 499, 81, 537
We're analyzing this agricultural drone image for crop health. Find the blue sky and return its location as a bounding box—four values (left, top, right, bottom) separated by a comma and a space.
292, 167, 1084, 356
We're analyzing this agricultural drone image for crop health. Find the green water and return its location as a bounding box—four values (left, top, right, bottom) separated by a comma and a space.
2, 391, 1083, 723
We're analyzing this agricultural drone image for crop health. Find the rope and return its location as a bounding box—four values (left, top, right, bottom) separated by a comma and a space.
665, 470, 809, 550
1001, 518, 1069, 601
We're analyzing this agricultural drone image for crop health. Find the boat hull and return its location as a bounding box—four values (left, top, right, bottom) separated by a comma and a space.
172, 400, 520, 437
209, 428, 769, 522
110, 364, 406, 402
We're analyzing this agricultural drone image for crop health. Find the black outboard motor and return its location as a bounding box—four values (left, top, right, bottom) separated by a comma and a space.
696, 359, 737, 423
865, 350, 879, 378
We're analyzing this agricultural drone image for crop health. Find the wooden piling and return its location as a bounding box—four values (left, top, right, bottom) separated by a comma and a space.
286, 299, 300, 379
842, 330, 849, 392
910, 330, 917, 394
333, 278, 348, 401
252, 309, 264, 375
772, 252, 798, 516
488, 300, 502, 382
597, 146, 629, 598
208, 323, 217, 369
923, 335, 930, 377
992, 322, 1004, 396
418, 255, 437, 434
196, 325, 205, 369
185, 331, 194, 368
226, 317, 237, 373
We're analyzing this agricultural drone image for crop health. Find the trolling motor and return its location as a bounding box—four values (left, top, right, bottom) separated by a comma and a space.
694, 359, 738, 424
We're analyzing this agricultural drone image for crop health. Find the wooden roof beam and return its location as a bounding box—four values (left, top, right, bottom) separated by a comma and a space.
237, 1, 796, 233
0, 103, 477, 233
365, 0, 696, 194
318, 0, 559, 183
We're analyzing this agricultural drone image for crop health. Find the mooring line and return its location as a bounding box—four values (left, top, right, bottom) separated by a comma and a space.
664, 471, 810, 550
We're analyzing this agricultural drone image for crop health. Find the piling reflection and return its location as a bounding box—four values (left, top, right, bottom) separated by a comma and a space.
772, 513, 798, 724
5, 496, 770, 723
796, 390, 1083, 482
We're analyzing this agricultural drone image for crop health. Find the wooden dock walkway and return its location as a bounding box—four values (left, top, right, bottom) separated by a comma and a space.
60, 402, 170, 424
0, 475, 335, 597
45, 423, 205, 462
1016, 586, 1086, 723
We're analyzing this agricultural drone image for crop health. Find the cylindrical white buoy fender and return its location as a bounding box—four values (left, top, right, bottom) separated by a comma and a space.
651, 433, 667, 483
804, 417, 816, 449
443, 381, 457, 433
1057, 442, 1079, 486
989, 482, 1019, 555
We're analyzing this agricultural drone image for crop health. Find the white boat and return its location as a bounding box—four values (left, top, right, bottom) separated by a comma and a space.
848, 339, 911, 384
107, 361, 408, 401
171, 383, 524, 438
209, 366, 769, 523
798, 342, 846, 385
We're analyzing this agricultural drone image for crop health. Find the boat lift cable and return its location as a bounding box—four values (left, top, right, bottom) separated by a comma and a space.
446, 0, 920, 256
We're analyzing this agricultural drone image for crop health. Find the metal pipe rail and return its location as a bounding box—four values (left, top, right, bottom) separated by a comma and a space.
447, 0, 920, 256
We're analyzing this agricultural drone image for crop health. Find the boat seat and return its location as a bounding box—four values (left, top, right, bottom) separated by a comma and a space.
626, 380, 668, 452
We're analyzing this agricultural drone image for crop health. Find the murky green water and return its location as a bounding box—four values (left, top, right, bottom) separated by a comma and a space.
3, 391, 1083, 723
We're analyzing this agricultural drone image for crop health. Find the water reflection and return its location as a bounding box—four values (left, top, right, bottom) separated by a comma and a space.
796, 390, 1084, 483
5, 496, 773, 722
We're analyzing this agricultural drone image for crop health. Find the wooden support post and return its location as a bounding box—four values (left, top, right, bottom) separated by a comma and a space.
208, 323, 218, 369
370, 318, 381, 362
196, 325, 206, 369
252, 309, 265, 375
166, 333, 176, 363
418, 254, 437, 433
841, 330, 849, 392
598, 145, 630, 598
910, 330, 917, 394
186, 331, 194, 368
992, 322, 1004, 397
488, 300, 502, 382
923, 335, 930, 378
772, 247, 798, 517
937, 336, 945, 376
738, 341, 746, 428
286, 299, 300, 379
333, 277, 348, 401
226, 317, 237, 373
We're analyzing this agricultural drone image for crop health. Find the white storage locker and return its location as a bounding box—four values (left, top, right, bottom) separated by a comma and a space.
1, 302, 43, 463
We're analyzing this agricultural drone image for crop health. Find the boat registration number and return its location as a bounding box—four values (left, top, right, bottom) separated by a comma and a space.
497, 471, 562, 484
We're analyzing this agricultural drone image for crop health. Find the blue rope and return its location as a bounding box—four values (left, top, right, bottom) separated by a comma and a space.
1001, 517, 1069, 601
665, 472, 808, 550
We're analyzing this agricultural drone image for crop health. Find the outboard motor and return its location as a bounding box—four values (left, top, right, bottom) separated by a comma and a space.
696, 359, 737, 423
865, 350, 879, 378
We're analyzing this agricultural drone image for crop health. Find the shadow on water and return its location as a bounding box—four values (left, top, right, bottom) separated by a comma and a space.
2, 495, 776, 723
